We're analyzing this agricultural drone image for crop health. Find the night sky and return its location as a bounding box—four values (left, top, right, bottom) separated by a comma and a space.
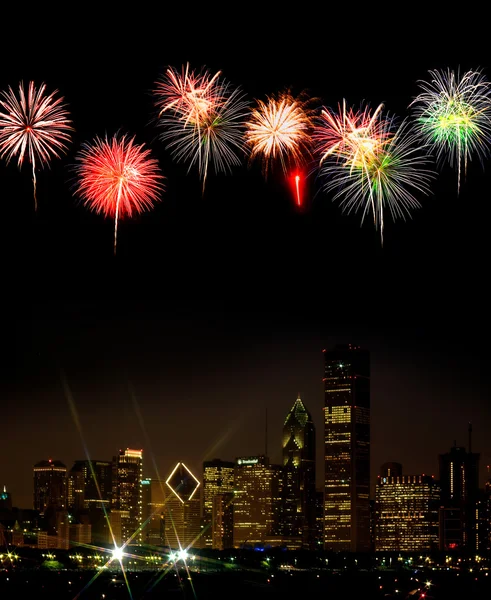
2, 9, 490, 509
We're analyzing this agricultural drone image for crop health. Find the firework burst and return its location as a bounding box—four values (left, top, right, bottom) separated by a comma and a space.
153, 64, 250, 193
0, 80, 73, 209
245, 90, 317, 179
72, 132, 165, 255
314, 101, 436, 244
409, 67, 491, 193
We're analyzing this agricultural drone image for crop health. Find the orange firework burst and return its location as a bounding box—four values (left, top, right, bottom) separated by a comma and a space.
0, 80, 73, 210
72, 132, 165, 255
245, 90, 316, 179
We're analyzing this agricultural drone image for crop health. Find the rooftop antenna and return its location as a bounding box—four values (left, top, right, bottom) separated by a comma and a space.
265, 407, 268, 458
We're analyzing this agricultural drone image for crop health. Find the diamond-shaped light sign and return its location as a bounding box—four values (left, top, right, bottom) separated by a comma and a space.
166, 462, 200, 503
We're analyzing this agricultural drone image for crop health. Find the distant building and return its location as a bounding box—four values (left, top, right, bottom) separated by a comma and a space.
164, 462, 201, 551
233, 455, 283, 548
0, 486, 12, 511
375, 467, 440, 552
323, 344, 371, 552
67, 459, 112, 545
33, 459, 67, 514
438, 437, 480, 552
282, 394, 316, 549
112, 449, 143, 546
33, 459, 67, 536
202, 459, 235, 548
212, 492, 234, 550
141, 478, 166, 545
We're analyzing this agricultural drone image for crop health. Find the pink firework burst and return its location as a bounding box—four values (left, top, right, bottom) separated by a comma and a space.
0, 80, 73, 210
72, 133, 165, 255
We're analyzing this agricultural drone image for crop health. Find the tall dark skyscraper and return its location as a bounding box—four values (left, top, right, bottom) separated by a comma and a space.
282, 394, 316, 549
323, 344, 370, 552
438, 433, 480, 552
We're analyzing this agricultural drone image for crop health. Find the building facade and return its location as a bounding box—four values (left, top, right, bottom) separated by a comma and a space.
112, 448, 143, 546
164, 462, 201, 551
323, 344, 370, 552
233, 455, 283, 549
439, 442, 480, 552
282, 394, 316, 549
375, 470, 440, 552
202, 459, 235, 549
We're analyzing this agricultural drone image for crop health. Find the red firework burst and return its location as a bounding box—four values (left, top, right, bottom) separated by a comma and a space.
72, 132, 165, 255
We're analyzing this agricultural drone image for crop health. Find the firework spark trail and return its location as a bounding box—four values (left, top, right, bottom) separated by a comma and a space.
409, 67, 491, 194
0, 80, 73, 210
315, 102, 436, 244
154, 64, 250, 193
71, 132, 165, 255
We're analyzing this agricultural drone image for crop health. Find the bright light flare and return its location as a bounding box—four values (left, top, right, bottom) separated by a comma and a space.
111, 546, 124, 562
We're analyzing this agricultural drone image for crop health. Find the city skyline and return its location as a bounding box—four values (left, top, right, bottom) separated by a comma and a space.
4, 10, 490, 514
4, 331, 490, 510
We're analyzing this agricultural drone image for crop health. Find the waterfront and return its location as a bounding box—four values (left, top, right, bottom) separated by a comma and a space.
1, 563, 490, 599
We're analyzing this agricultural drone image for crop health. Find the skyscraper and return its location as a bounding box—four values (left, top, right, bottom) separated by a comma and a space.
112, 448, 143, 546
438, 438, 480, 551
375, 469, 440, 552
164, 462, 201, 551
233, 455, 283, 549
323, 344, 370, 552
202, 459, 235, 548
282, 394, 316, 549
33, 459, 67, 514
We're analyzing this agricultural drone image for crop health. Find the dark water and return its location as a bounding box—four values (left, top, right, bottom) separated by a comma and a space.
1, 567, 491, 600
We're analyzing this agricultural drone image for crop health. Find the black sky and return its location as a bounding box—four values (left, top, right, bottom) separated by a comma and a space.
2, 10, 490, 508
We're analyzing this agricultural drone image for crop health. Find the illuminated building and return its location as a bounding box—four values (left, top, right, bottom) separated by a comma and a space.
323, 344, 370, 552
374, 467, 440, 552
33, 459, 67, 514
112, 448, 143, 546
282, 394, 316, 549
164, 462, 201, 550
233, 455, 283, 548
212, 492, 234, 550
202, 459, 235, 548
438, 436, 480, 551
141, 478, 167, 545
0, 486, 12, 511
67, 460, 112, 512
